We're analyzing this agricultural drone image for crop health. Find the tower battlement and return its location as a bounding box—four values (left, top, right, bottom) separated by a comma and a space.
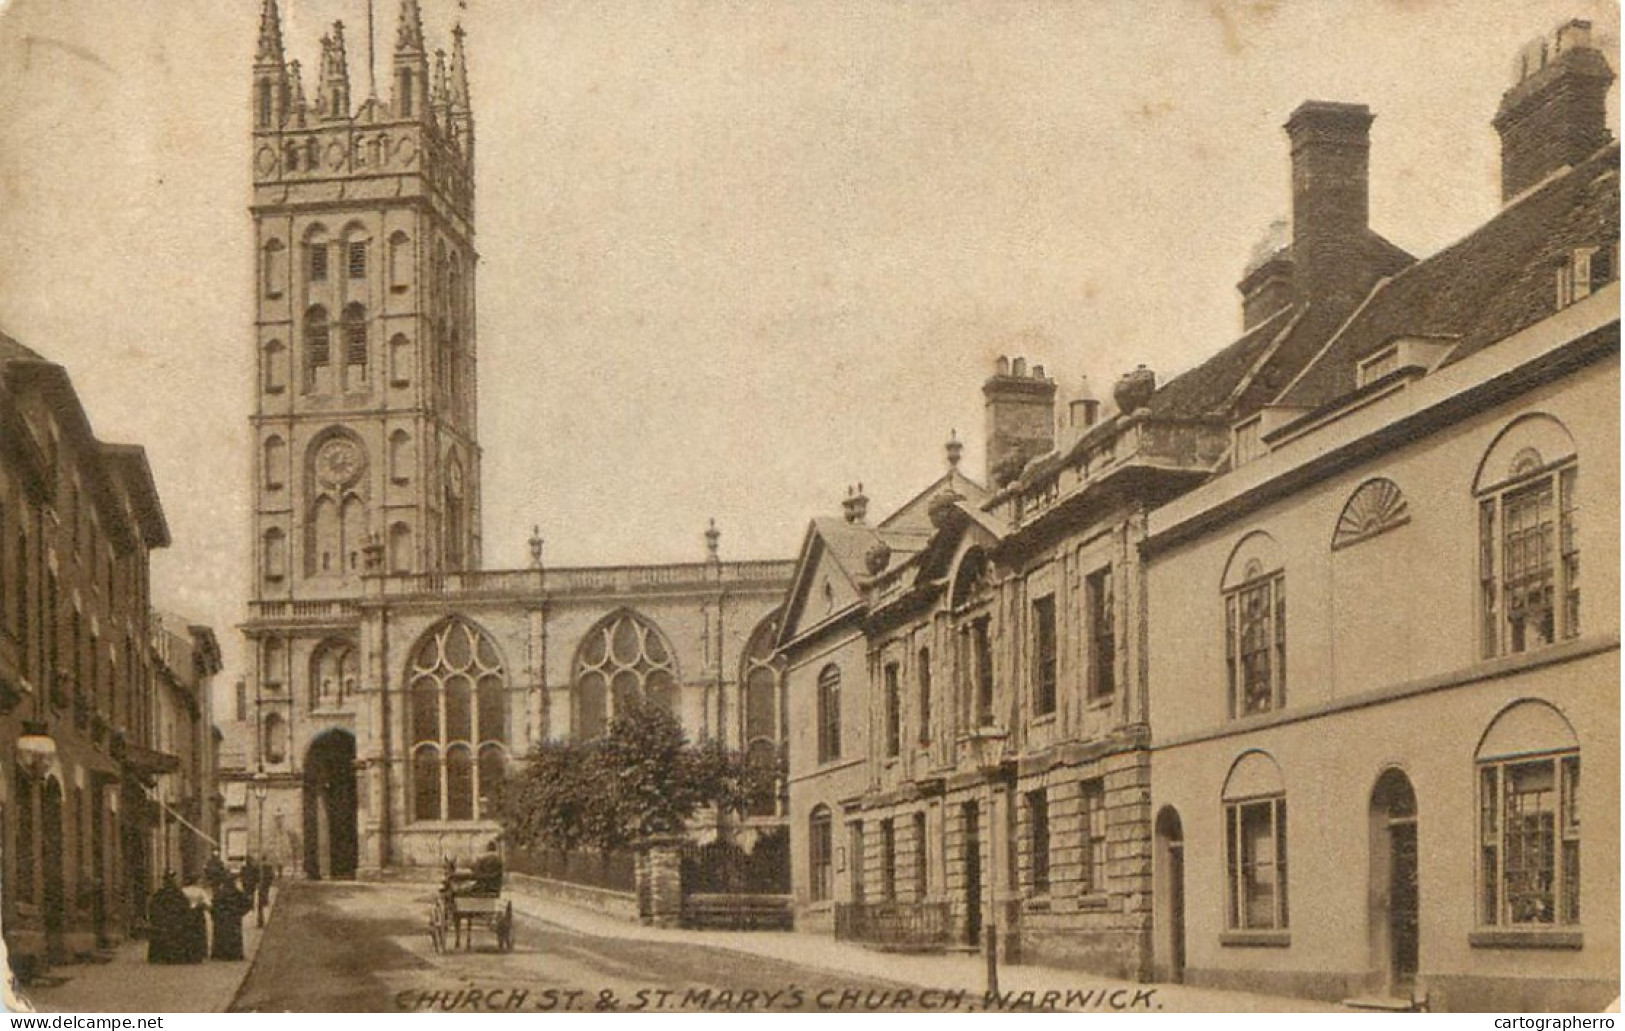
252, 0, 474, 223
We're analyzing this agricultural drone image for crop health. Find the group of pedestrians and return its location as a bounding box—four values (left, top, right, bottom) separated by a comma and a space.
146, 853, 275, 965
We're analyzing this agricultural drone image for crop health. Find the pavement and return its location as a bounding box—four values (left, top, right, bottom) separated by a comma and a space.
7, 882, 1340, 1013
502, 888, 1342, 1013
7, 893, 278, 1014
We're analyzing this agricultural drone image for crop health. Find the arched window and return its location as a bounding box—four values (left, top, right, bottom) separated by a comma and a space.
262, 239, 285, 297
1222, 750, 1287, 933
573, 610, 678, 739
809, 805, 833, 902
303, 305, 330, 392
263, 436, 286, 490
263, 339, 286, 394
305, 226, 330, 283
1475, 415, 1579, 658
262, 636, 284, 690
263, 711, 287, 764
256, 79, 274, 128
1476, 700, 1580, 928
262, 528, 286, 582
740, 612, 784, 816
389, 430, 411, 484
407, 618, 507, 822
397, 69, 415, 118
1222, 532, 1286, 718
342, 302, 368, 368
389, 521, 412, 574
310, 638, 357, 709
816, 665, 841, 763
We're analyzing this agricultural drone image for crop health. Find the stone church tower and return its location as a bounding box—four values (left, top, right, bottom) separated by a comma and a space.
228, 1, 793, 885
246, 0, 481, 878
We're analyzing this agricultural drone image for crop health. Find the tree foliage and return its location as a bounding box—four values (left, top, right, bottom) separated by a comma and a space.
503, 696, 778, 854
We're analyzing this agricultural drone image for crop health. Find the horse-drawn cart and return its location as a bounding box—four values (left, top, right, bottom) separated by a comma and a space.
429, 889, 513, 953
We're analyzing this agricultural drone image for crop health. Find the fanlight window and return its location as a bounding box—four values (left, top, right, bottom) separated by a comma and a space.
408, 619, 507, 823
1332, 478, 1409, 550
573, 611, 678, 739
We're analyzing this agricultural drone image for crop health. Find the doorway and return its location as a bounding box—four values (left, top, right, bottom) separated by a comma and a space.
962, 801, 982, 947
1370, 769, 1418, 994
303, 730, 358, 879
1155, 806, 1186, 983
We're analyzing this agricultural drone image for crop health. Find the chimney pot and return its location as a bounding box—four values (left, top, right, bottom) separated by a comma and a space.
1494, 20, 1614, 203
1012, 356, 1027, 378
996, 355, 1010, 376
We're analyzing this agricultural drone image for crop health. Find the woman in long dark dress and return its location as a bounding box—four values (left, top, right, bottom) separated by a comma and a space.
210, 877, 249, 960
146, 873, 187, 964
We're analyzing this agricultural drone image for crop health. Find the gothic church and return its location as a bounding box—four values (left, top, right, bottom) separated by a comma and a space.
221, 0, 792, 879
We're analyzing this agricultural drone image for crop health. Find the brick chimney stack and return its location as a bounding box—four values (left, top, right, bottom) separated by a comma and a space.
1494, 20, 1614, 203
984, 355, 1057, 488
1285, 100, 1376, 308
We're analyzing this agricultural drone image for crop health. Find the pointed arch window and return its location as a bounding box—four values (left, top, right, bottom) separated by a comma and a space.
573, 610, 678, 739
305, 434, 368, 578
741, 612, 785, 816
303, 306, 330, 392
257, 80, 274, 128
342, 302, 368, 368
389, 430, 411, 484
408, 619, 507, 822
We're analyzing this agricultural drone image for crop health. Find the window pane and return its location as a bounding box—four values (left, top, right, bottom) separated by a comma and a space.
413, 746, 441, 821
1504, 759, 1557, 925
745, 666, 776, 741
445, 674, 472, 742
446, 747, 473, 820
578, 671, 606, 739
477, 674, 504, 743
478, 745, 506, 820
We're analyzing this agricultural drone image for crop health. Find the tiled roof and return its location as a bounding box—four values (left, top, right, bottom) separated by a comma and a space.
1279, 142, 1621, 408
1145, 304, 1299, 420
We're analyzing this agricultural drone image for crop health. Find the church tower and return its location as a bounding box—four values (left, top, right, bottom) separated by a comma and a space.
246, 0, 481, 877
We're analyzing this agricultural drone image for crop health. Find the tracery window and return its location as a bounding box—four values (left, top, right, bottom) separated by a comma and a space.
741, 613, 784, 816
573, 610, 677, 740
408, 619, 507, 822
1476, 416, 1579, 658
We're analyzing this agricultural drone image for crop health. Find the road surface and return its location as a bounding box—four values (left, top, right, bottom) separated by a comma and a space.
230, 881, 945, 1013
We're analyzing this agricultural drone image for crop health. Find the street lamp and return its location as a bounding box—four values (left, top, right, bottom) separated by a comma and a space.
252, 766, 269, 927
965, 724, 1009, 998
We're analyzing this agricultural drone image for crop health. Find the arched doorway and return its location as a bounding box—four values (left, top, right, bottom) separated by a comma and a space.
1369, 768, 1418, 995
303, 730, 358, 880
41, 777, 65, 957
1154, 806, 1186, 984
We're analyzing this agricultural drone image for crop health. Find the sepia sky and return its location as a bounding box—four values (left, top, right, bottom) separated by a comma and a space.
0, 0, 1617, 687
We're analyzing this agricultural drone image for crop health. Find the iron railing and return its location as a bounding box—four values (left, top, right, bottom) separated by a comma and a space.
834, 900, 955, 951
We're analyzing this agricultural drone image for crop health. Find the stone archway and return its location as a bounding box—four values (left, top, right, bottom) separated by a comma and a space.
303, 730, 358, 880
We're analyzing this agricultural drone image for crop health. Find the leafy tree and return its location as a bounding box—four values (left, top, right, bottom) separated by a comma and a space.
503, 696, 758, 854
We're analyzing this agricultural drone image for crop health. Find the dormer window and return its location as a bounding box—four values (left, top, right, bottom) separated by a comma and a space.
1357, 345, 1400, 387
1233, 416, 1264, 468
1557, 244, 1617, 308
